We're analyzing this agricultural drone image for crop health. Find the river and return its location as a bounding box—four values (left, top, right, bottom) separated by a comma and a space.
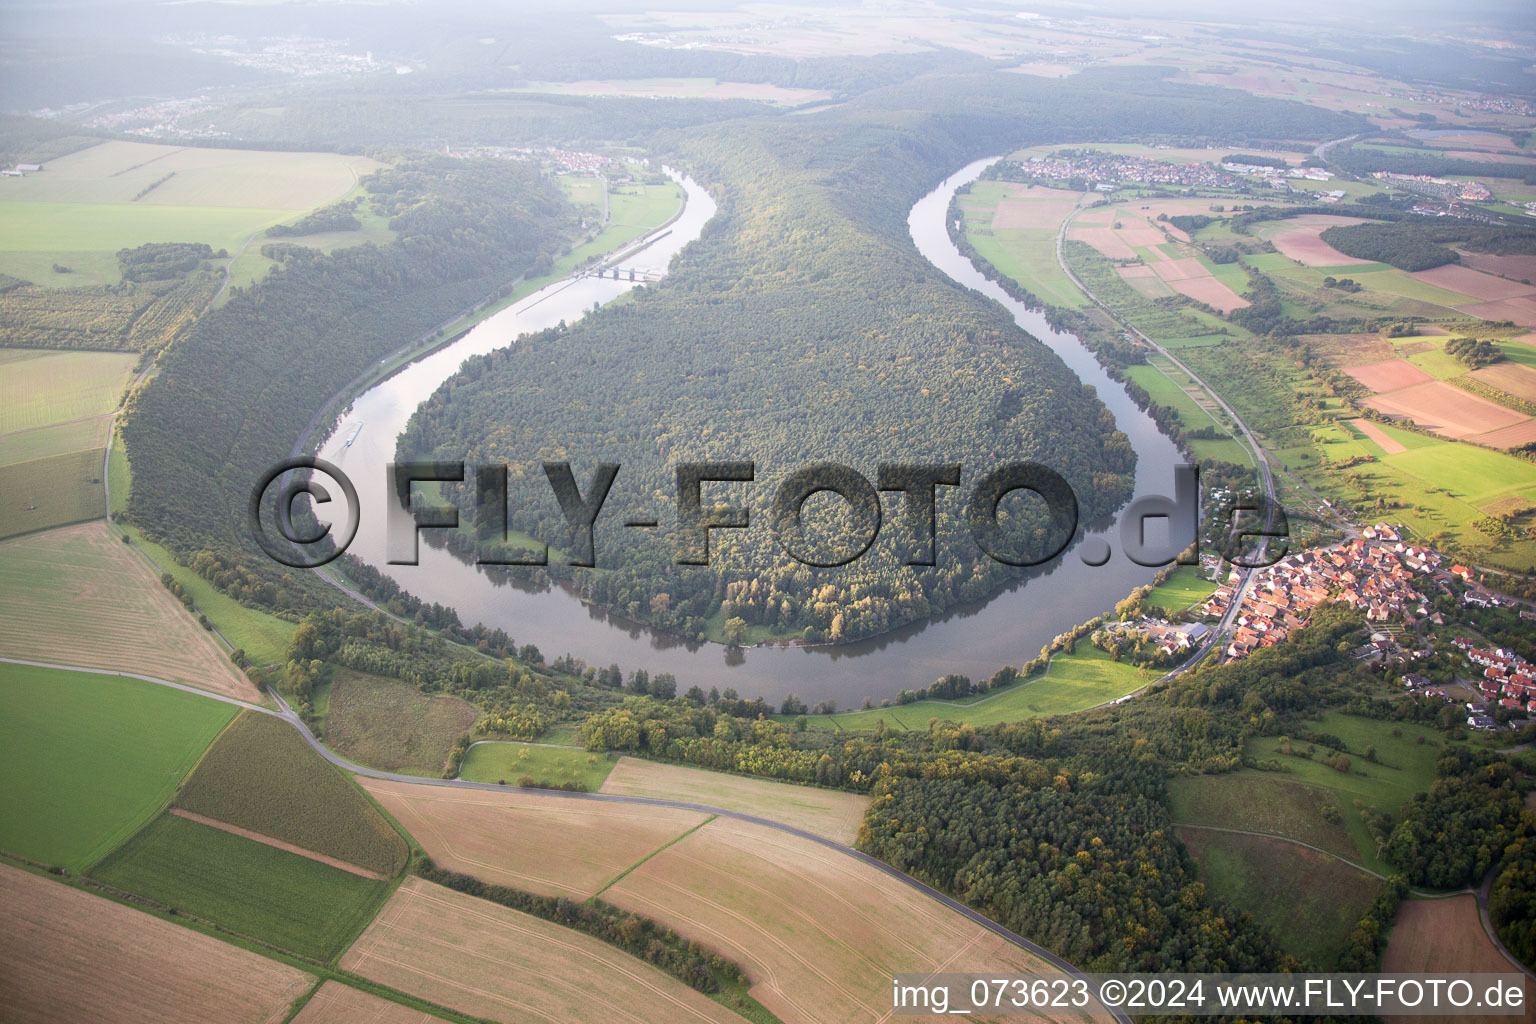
318, 158, 1185, 705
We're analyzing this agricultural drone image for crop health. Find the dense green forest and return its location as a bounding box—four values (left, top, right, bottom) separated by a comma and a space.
122, 157, 578, 592
1383, 747, 1529, 889
1319, 219, 1536, 272
1319, 222, 1460, 271
266, 200, 361, 237
403, 68, 1363, 644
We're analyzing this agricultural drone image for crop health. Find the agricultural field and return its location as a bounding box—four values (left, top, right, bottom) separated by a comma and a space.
0, 522, 258, 699
799, 646, 1154, 732
0, 347, 136, 433
358, 776, 707, 899
341, 878, 743, 1024
1252, 215, 1373, 266
1364, 380, 1528, 439
0, 447, 105, 538
0, 141, 380, 286
0, 413, 110, 466
174, 711, 409, 877
1175, 827, 1382, 968
604, 815, 1099, 1024
958, 179, 1087, 308
0, 863, 313, 1024
289, 982, 446, 1024
0, 344, 132, 528
91, 813, 389, 961
558, 174, 607, 208
598, 758, 871, 844
565, 179, 684, 267
1121, 360, 1253, 465
459, 740, 618, 791
322, 669, 477, 777
0, 662, 235, 872
1317, 432, 1536, 567
1382, 895, 1521, 1023
1081, 205, 1251, 312
122, 526, 296, 666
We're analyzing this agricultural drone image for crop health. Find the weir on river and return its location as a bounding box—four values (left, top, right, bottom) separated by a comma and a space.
319, 159, 1185, 705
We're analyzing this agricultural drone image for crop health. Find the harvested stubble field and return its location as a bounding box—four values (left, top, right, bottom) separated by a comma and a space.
604, 816, 1100, 1024
0, 521, 257, 699
1166, 275, 1248, 312
598, 757, 870, 844
341, 878, 741, 1024
1475, 419, 1536, 449
0, 863, 312, 1024
0, 662, 235, 872
289, 982, 444, 1024
324, 668, 477, 776
358, 776, 707, 899
91, 812, 389, 961
175, 711, 409, 877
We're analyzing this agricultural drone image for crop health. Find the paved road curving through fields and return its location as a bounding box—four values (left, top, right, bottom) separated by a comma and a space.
1, 654, 1132, 1022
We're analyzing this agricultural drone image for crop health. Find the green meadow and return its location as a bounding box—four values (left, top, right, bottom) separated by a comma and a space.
459, 741, 621, 790
1144, 564, 1217, 615
795, 646, 1153, 732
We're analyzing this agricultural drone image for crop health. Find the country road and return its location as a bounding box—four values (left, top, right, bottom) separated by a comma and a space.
1, 654, 1133, 1023
1051, 193, 1287, 662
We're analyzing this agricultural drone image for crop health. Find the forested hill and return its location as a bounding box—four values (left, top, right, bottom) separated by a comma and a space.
122, 157, 576, 601
404, 69, 1364, 644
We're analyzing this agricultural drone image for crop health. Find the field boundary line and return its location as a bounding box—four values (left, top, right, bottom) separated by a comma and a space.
591, 814, 717, 901
168, 809, 388, 880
